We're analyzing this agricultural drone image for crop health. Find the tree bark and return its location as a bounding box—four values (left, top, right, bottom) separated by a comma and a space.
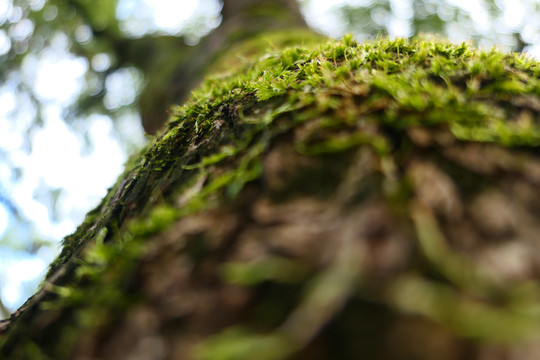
1, 7, 540, 360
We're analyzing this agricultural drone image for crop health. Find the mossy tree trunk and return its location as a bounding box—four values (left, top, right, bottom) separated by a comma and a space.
140, 0, 310, 133
2, 5, 540, 360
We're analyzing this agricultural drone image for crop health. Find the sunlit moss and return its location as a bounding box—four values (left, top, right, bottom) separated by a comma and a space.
3, 35, 540, 358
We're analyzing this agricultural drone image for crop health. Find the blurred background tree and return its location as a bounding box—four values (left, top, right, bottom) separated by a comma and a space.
0, 0, 539, 318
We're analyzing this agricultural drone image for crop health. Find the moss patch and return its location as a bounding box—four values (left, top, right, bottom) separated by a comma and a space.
2, 36, 540, 359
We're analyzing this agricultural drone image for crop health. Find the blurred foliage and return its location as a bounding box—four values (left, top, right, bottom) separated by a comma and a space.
0, 0, 219, 126
328, 0, 540, 51
0, 0, 220, 230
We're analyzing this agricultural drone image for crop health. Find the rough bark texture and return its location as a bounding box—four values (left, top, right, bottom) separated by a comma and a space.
1, 35, 540, 360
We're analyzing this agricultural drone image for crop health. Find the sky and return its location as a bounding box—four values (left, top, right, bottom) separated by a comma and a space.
0, 0, 538, 315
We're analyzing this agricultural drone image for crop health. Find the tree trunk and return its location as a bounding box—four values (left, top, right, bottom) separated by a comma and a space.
140, 0, 311, 133
2, 21, 540, 360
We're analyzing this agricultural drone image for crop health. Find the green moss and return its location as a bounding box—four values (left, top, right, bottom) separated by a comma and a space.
128, 205, 178, 237
221, 257, 311, 286
62, 33, 540, 302
3, 35, 540, 358
390, 275, 540, 341
187, 36, 540, 147
194, 327, 296, 360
